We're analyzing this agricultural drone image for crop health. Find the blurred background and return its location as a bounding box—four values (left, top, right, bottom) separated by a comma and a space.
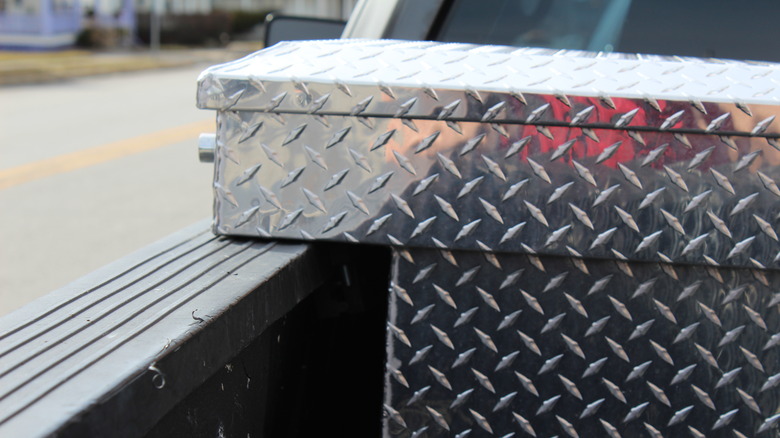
0, 0, 357, 316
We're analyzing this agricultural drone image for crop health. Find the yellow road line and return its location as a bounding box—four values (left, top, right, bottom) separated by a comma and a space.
0, 119, 215, 191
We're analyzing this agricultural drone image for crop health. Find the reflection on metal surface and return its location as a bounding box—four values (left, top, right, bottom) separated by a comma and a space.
384, 248, 780, 437
201, 40, 780, 269
198, 40, 780, 137
197, 39, 780, 436
213, 110, 780, 269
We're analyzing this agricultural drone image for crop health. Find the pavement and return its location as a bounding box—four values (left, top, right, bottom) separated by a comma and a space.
0, 42, 264, 86
0, 42, 264, 315
0, 65, 218, 316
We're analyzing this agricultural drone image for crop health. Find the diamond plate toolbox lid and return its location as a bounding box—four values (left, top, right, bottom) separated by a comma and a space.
197, 39, 780, 269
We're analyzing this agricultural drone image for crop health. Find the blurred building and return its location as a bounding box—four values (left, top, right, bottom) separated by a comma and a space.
0, 0, 355, 49
133, 0, 356, 19
0, 0, 84, 49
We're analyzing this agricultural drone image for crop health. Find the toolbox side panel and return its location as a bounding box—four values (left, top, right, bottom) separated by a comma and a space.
213, 108, 780, 269
383, 248, 780, 437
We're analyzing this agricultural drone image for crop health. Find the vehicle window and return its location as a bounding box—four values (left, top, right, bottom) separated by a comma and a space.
435, 0, 780, 63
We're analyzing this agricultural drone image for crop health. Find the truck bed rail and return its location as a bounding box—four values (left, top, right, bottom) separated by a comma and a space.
0, 221, 324, 437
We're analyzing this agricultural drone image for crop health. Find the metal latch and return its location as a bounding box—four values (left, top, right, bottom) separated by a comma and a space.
198, 133, 216, 163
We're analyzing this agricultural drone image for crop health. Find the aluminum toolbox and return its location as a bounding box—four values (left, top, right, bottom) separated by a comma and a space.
198, 39, 780, 437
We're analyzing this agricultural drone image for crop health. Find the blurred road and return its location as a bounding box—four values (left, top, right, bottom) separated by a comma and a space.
0, 65, 218, 316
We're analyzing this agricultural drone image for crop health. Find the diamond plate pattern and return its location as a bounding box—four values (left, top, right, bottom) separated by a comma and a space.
198, 40, 780, 138
198, 39, 780, 435
383, 248, 780, 437
213, 109, 780, 268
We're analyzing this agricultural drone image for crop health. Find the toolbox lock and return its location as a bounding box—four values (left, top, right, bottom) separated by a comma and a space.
197, 133, 216, 163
